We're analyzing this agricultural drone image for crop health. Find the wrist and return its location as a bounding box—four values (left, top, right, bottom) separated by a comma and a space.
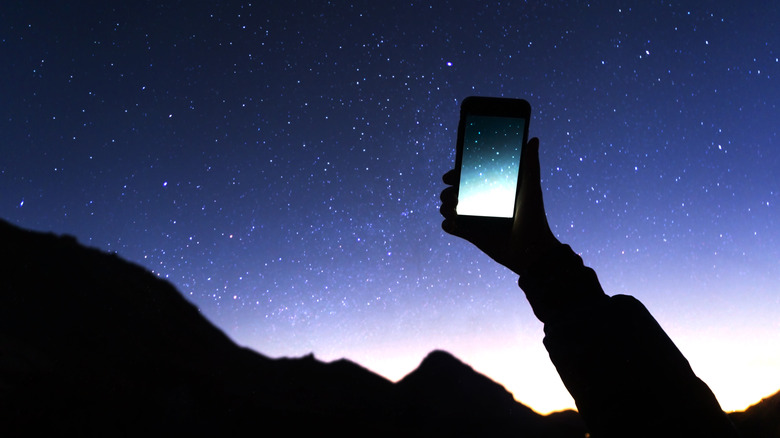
517, 244, 608, 324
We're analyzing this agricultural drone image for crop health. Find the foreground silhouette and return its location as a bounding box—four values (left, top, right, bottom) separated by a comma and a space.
0, 220, 777, 436
0, 218, 588, 437
440, 137, 746, 437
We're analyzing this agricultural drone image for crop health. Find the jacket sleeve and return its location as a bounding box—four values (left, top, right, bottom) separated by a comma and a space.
519, 244, 740, 438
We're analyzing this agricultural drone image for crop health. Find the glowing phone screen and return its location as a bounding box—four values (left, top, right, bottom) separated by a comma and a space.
457, 115, 525, 218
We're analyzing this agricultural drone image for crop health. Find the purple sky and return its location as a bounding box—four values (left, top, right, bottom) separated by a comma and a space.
2, 1, 778, 413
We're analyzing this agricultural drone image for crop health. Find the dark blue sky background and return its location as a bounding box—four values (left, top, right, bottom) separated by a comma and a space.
2, 1, 778, 413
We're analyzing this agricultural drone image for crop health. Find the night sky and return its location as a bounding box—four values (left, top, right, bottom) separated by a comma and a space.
2, 1, 778, 414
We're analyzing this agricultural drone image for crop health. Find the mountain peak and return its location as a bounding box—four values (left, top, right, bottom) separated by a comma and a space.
2, 218, 773, 437
419, 349, 464, 369
398, 347, 538, 416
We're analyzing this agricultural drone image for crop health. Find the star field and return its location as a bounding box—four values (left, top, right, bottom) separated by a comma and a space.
2, 1, 778, 413
458, 115, 524, 218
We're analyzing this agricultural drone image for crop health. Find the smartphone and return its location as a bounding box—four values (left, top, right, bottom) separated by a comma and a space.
454, 96, 531, 226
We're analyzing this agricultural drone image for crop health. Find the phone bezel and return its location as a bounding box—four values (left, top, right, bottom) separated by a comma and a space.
454, 96, 531, 228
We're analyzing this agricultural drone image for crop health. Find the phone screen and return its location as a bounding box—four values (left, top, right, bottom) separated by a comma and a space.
457, 114, 526, 218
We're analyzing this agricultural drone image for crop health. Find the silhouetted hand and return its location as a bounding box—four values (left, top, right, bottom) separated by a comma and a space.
440, 137, 560, 276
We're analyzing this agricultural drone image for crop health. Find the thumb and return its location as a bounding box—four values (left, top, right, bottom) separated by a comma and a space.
523, 137, 541, 184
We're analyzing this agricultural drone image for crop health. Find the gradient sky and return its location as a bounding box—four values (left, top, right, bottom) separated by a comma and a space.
2, 1, 778, 414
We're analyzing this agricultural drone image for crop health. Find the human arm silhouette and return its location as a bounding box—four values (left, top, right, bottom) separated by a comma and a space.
440, 137, 740, 437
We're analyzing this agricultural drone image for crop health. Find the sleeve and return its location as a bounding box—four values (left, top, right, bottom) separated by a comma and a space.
518, 244, 740, 438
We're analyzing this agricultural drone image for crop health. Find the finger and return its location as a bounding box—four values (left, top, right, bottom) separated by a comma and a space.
518, 137, 556, 242
439, 185, 458, 204
440, 178, 460, 236
522, 137, 541, 183
441, 217, 468, 239
440, 188, 458, 221
441, 218, 456, 235
439, 199, 456, 216
516, 137, 545, 231
442, 168, 459, 186
520, 137, 543, 208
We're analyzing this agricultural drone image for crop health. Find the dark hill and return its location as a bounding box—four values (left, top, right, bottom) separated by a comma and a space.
396, 350, 585, 437
0, 219, 400, 436
729, 390, 780, 438
0, 219, 776, 437
0, 219, 583, 436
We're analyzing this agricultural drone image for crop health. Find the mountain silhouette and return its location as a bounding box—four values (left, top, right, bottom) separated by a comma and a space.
0, 218, 403, 436
0, 218, 776, 437
729, 390, 780, 438
396, 350, 586, 437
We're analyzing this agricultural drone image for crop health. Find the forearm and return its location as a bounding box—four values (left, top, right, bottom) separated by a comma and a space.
545, 295, 738, 437
517, 243, 608, 324
519, 244, 739, 437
